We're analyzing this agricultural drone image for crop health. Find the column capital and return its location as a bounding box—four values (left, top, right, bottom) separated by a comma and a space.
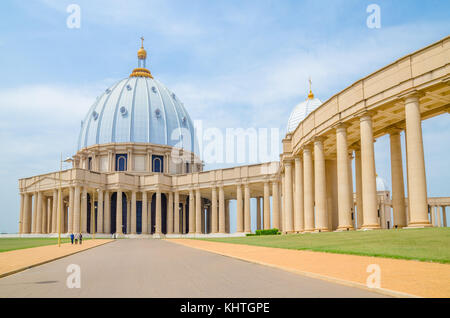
313, 136, 325, 144
398, 89, 424, 102
334, 122, 350, 131
358, 110, 375, 122
387, 127, 403, 135
302, 143, 313, 153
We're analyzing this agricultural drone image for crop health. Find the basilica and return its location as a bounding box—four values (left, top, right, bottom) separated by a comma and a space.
17, 36, 450, 237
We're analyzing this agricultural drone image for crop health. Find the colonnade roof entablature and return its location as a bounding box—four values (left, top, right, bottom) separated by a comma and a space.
19, 161, 280, 199
285, 36, 450, 159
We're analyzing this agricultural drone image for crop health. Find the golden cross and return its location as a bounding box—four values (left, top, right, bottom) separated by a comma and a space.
309, 76, 312, 91
140, 36, 144, 48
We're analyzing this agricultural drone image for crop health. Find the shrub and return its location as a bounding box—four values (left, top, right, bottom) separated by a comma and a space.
255, 229, 280, 236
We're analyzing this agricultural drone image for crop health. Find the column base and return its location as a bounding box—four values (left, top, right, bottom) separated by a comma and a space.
359, 224, 381, 230
314, 228, 329, 233
335, 226, 355, 232
404, 222, 432, 229
303, 228, 315, 233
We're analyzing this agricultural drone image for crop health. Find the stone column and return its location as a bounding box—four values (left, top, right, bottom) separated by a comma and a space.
117, 190, 123, 234
155, 189, 162, 234
211, 187, 218, 233
46, 198, 52, 233
23, 194, 32, 233
97, 189, 103, 233
389, 130, 407, 228
256, 197, 261, 230
403, 93, 430, 227
437, 206, 442, 227
219, 186, 225, 233
284, 161, 294, 232
336, 124, 354, 230
359, 113, 380, 229
81, 187, 88, 233
42, 195, 48, 234
168, 192, 174, 234
263, 182, 270, 230
174, 191, 180, 234
131, 191, 137, 234
67, 187, 74, 233
281, 173, 285, 232
19, 193, 24, 234
195, 189, 201, 234
225, 199, 230, 233
314, 138, 328, 232
148, 194, 153, 233
348, 152, 355, 228
354, 146, 363, 229
189, 189, 195, 234
104, 191, 110, 234
303, 146, 314, 232
294, 157, 304, 232
127, 196, 131, 234
182, 200, 186, 234
57, 189, 63, 234
272, 182, 280, 230
244, 184, 251, 233
442, 206, 447, 227
36, 192, 43, 234
89, 192, 94, 234
236, 184, 243, 232
73, 187, 81, 233
142, 191, 148, 234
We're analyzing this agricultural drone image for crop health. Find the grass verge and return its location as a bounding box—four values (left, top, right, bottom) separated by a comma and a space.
199, 228, 450, 264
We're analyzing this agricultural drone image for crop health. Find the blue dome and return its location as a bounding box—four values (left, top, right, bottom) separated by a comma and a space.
77, 77, 198, 154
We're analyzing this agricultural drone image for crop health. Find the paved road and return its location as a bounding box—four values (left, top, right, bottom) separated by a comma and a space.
0, 239, 384, 297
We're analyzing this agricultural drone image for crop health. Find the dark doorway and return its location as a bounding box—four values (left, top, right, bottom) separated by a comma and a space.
86, 193, 98, 233
136, 201, 142, 234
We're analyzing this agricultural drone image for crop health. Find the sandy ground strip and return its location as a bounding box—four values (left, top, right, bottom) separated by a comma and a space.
0, 239, 113, 278
169, 239, 450, 298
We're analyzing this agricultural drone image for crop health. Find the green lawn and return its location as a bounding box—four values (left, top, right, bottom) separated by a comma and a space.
200, 228, 450, 264
0, 238, 78, 253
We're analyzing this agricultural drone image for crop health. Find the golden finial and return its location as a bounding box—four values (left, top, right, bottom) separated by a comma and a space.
130, 36, 153, 78
308, 77, 314, 99
137, 36, 147, 60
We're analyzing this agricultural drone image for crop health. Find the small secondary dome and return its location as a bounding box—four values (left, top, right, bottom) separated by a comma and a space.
287, 79, 322, 132
77, 38, 198, 154
376, 175, 389, 192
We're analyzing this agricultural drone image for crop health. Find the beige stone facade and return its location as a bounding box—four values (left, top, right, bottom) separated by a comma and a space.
18, 36, 450, 236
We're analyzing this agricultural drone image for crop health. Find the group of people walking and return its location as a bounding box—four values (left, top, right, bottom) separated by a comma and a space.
69, 233, 83, 245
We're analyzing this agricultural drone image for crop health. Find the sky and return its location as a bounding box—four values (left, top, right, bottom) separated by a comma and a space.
0, 0, 449, 233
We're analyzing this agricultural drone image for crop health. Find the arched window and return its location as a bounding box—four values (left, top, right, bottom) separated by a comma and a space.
152, 155, 164, 173
115, 154, 128, 171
